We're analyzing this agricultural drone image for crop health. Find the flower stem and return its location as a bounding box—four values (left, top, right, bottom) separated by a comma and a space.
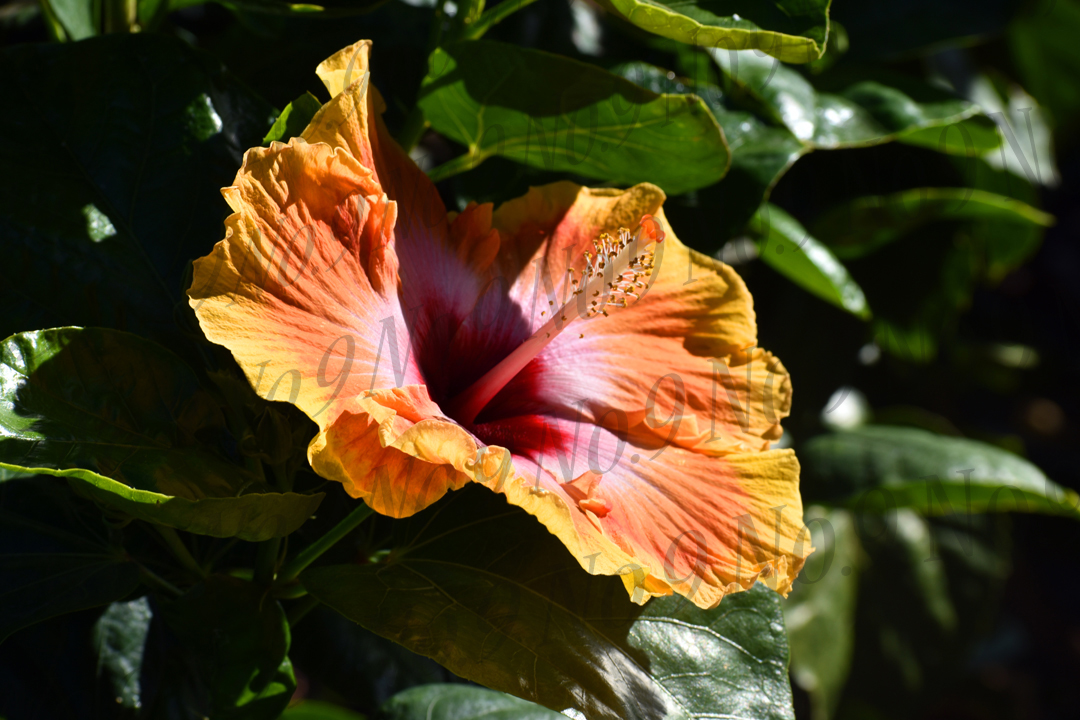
276, 503, 375, 584
427, 151, 486, 182
463, 0, 541, 39
254, 537, 282, 585
155, 526, 205, 578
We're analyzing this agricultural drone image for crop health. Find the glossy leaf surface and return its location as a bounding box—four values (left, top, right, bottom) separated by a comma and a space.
0, 328, 322, 540
802, 426, 1080, 519
601, 0, 830, 63
381, 684, 563, 719
303, 487, 794, 720
749, 203, 870, 318
419, 41, 729, 195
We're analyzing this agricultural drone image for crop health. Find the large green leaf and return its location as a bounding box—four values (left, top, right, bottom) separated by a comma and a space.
783, 507, 860, 720
0, 478, 141, 642
709, 50, 985, 149
0, 34, 273, 349
141, 575, 295, 719
381, 685, 563, 719
748, 203, 870, 318
601, 0, 830, 63
92, 597, 153, 709
0, 328, 323, 541
801, 425, 1080, 519
302, 487, 794, 720
812, 188, 1054, 260
419, 41, 729, 195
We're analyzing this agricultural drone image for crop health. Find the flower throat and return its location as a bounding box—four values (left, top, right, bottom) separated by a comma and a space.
447, 215, 666, 426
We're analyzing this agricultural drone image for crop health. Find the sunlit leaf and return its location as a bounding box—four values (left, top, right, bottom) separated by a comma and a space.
748, 203, 870, 318
303, 487, 795, 720
382, 684, 563, 719
600, 0, 830, 63
264, 91, 324, 144
0, 328, 323, 541
419, 40, 729, 195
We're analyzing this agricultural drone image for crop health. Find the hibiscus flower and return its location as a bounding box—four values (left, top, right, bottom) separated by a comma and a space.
188, 40, 812, 609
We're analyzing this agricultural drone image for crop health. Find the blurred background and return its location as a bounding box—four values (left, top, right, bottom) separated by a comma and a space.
1, 0, 1078, 718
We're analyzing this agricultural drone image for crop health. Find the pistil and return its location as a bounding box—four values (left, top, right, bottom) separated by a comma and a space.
448, 215, 665, 426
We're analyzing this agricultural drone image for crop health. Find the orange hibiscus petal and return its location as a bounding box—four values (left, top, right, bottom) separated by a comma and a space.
188, 40, 811, 611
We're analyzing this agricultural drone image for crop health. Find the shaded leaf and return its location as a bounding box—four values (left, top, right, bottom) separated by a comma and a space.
0, 34, 274, 349
0, 328, 322, 541
0, 478, 140, 642
141, 575, 295, 719
283, 699, 368, 719
92, 597, 152, 709
381, 684, 562, 719
801, 425, 1080, 519
600, 0, 830, 63
302, 487, 794, 720
419, 40, 729, 195
783, 507, 860, 720
812, 188, 1054, 259
748, 203, 870, 318
1009, 0, 1080, 127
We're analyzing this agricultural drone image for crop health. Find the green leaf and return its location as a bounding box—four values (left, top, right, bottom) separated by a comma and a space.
1009, 0, 1080, 127
283, 700, 367, 720
783, 507, 860, 720
381, 685, 563, 719
0, 478, 141, 642
801, 425, 1080, 519
40, 0, 96, 40
600, 0, 830, 63
710, 50, 983, 149
0, 328, 323, 541
0, 34, 274, 349
142, 575, 295, 719
839, 511, 1010, 714
748, 203, 870, 318
93, 597, 153, 709
419, 40, 729, 195
812, 188, 1055, 260
302, 487, 794, 720
264, 92, 324, 144
896, 116, 1002, 156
